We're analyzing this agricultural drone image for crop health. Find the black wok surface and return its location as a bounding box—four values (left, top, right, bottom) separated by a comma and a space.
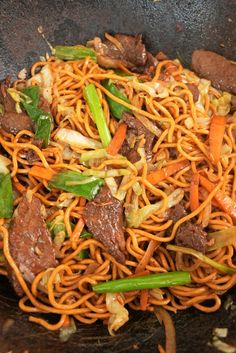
0, 0, 236, 352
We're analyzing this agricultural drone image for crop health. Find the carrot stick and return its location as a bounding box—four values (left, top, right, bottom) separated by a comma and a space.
29, 166, 56, 181
190, 173, 200, 212
165, 62, 181, 81
140, 289, 149, 311
209, 115, 226, 164
71, 218, 85, 243
13, 176, 26, 193
200, 175, 236, 220
136, 240, 159, 274
106, 123, 127, 156
147, 160, 189, 185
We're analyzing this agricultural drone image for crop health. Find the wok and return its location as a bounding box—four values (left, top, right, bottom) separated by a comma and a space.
0, 0, 236, 352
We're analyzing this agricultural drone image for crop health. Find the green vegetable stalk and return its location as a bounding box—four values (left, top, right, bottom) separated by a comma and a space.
84, 84, 112, 147
92, 271, 191, 293
49, 170, 104, 200
102, 79, 131, 119
0, 173, 13, 218
21, 86, 52, 147
167, 244, 236, 275
54, 46, 96, 61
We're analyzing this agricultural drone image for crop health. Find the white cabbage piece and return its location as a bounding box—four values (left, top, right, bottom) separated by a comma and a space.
55, 128, 102, 150
106, 293, 129, 336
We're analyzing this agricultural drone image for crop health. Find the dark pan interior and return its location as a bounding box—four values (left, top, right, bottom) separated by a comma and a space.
0, 0, 236, 352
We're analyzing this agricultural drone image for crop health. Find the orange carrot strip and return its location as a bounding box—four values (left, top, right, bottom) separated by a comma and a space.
200, 175, 236, 220
147, 160, 189, 185
140, 289, 149, 311
71, 218, 85, 243
29, 166, 56, 181
209, 115, 226, 164
190, 173, 200, 212
136, 240, 159, 274
13, 176, 26, 193
0, 240, 3, 249
165, 62, 181, 81
129, 270, 150, 278
106, 123, 127, 156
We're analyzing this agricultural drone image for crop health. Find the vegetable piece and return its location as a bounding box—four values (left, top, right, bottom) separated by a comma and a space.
140, 289, 149, 311
22, 86, 52, 147
80, 230, 92, 239
113, 69, 134, 78
106, 293, 129, 336
209, 115, 226, 164
190, 173, 200, 212
84, 84, 112, 147
126, 188, 184, 228
93, 271, 191, 293
74, 249, 89, 260
29, 166, 56, 181
80, 149, 108, 163
167, 244, 236, 274
208, 226, 236, 251
0, 155, 11, 175
59, 317, 77, 342
147, 160, 189, 185
0, 173, 13, 218
106, 123, 127, 155
55, 128, 102, 150
154, 307, 176, 353
54, 46, 96, 61
199, 175, 236, 220
102, 79, 131, 119
71, 218, 85, 243
82, 168, 130, 178
49, 170, 104, 200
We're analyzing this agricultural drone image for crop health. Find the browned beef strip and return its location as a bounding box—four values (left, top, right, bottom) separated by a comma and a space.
169, 204, 187, 223
0, 82, 16, 112
175, 222, 208, 253
231, 95, 236, 112
186, 83, 199, 102
167, 204, 208, 253
8, 193, 57, 296
90, 34, 156, 73
0, 111, 34, 135
0, 82, 34, 135
191, 49, 236, 94
83, 185, 125, 263
120, 112, 155, 163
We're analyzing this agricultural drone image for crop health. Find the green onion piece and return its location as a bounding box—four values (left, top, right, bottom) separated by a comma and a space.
208, 226, 236, 251
92, 271, 191, 293
102, 79, 131, 120
75, 249, 89, 260
80, 149, 108, 163
23, 86, 40, 107
55, 46, 96, 61
0, 173, 13, 218
167, 244, 236, 275
49, 170, 104, 200
80, 230, 92, 239
84, 84, 111, 147
113, 69, 134, 78
22, 86, 52, 147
